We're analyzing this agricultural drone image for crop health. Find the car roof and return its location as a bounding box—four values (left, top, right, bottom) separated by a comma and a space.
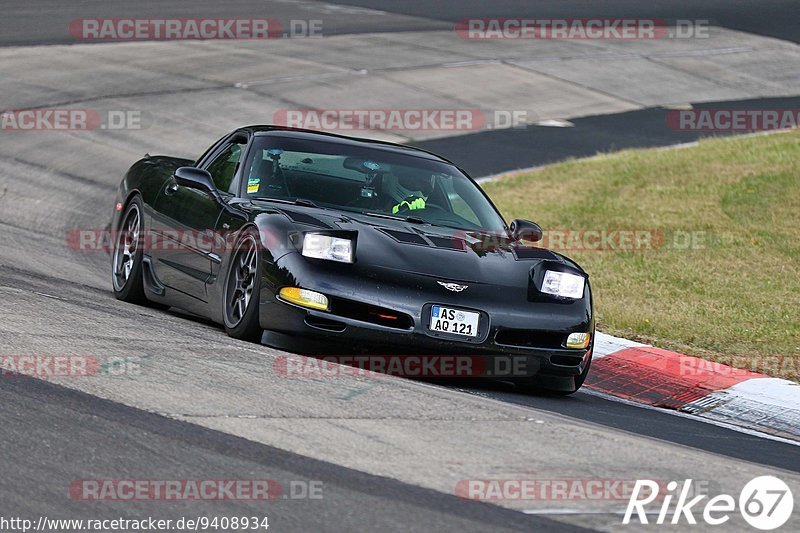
240, 125, 456, 165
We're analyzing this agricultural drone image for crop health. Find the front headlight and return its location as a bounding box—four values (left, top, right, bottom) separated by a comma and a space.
302, 233, 354, 263
541, 270, 585, 299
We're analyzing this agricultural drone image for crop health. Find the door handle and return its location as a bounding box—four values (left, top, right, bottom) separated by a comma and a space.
165, 181, 179, 196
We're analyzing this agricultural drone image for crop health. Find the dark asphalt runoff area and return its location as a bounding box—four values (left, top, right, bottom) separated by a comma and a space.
331, 0, 800, 43
417, 96, 800, 177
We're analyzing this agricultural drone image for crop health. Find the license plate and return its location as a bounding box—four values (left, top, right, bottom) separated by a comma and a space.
430, 305, 479, 337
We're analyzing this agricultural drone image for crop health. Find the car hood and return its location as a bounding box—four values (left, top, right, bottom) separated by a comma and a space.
258, 205, 581, 287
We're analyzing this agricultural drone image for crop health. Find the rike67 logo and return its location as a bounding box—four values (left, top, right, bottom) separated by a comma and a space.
624, 476, 794, 530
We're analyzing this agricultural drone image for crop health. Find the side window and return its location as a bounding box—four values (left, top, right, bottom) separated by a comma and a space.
205, 143, 242, 193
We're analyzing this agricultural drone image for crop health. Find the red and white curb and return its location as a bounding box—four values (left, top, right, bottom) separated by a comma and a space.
587, 332, 800, 441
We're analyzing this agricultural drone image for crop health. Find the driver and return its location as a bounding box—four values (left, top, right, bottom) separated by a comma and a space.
391, 173, 434, 214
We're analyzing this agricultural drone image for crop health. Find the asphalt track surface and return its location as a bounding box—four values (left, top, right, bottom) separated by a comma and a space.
3, 0, 797, 178
0, 375, 576, 532
1, 0, 798, 46
1, 1, 800, 531
0, 0, 447, 47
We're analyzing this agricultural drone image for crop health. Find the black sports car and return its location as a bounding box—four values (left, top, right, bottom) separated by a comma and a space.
111, 126, 594, 393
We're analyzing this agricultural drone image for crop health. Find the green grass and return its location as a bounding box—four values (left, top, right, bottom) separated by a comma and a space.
484, 131, 800, 380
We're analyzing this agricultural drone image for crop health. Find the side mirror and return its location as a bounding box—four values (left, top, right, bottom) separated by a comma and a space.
174, 166, 216, 193
510, 219, 543, 243
174, 166, 227, 204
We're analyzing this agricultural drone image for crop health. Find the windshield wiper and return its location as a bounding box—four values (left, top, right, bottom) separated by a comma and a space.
361, 212, 429, 225
252, 197, 321, 209
293, 198, 319, 208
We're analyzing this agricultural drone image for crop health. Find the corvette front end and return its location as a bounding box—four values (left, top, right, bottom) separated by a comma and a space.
258, 226, 593, 384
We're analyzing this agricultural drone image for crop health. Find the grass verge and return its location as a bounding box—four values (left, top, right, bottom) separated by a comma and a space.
485, 130, 800, 381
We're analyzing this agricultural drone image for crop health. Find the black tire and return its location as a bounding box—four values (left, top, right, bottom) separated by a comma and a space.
222, 228, 263, 342
112, 196, 148, 304
514, 350, 593, 396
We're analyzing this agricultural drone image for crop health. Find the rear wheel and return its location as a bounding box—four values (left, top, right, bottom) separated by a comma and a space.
112, 197, 148, 304
223, 229, 263, 342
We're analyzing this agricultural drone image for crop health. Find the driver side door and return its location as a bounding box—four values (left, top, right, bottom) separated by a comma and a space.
150, 141, 243, 303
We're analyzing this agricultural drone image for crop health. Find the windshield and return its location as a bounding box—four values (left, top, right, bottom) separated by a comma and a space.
243, 135, 506, 231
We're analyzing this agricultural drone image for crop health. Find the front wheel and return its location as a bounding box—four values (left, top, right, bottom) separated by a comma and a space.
222, 229, 263, 342
112, 197, 147, 304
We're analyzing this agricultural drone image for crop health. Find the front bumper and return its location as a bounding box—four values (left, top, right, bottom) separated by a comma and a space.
259, 253, 593, 378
